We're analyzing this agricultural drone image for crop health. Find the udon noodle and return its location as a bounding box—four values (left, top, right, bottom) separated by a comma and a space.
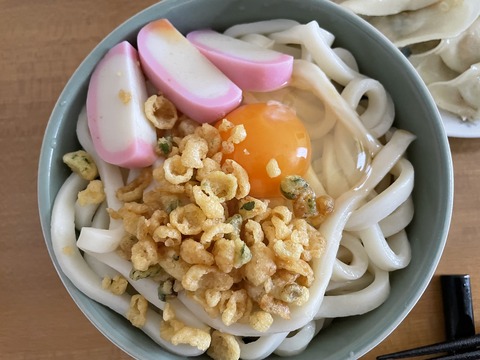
51, 19, 415, 359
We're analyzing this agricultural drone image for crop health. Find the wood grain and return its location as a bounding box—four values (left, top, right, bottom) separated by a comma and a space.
2, 1, 479, 359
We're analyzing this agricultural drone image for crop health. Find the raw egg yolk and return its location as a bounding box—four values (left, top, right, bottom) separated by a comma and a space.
216, 102, 311, 198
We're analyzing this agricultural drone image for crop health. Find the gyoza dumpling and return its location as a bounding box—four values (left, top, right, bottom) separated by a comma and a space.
365, 0, 480, 47
336, 0, 439, 16
428, 63, 480, 121
437, 17, 480, 73
409, 49, 459, 85
408, 18, 480, 86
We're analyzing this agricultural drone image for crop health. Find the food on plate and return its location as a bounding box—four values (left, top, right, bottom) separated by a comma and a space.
331, 0, 439, 16
361, 0, 480, 47
335, 0, 480, 122
51, 18, 415, 360
428, 64, 480, 121
409, 18, 480, 121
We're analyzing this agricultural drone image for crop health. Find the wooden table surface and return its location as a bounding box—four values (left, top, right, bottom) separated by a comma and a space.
2, 1, 479, 359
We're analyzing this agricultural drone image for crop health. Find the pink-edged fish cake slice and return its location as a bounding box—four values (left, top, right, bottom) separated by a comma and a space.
187, 29, 294, 92
86, 41, 157, 168
137, 19, 242, 124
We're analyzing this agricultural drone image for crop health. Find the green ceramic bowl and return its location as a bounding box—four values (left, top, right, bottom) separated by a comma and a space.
38, 0, 453, 359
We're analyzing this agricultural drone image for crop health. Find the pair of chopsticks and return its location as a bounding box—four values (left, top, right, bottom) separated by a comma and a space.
378, 275, 478, 360
376, 333, 480, 359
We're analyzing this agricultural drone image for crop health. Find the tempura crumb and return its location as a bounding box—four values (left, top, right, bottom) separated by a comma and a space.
102, 275, 128, 295
144, 94, 178, 129
249, 311, 273, 332
106, 113, 327, 333
162, 302, 175, 321
207, 331, 240, 360
266, 158, 281, 178
217, 119, 234, 133
127, 294, 148, 328
160, 301, 212, 351
77, 180, 106, 206
62, 150, 98, 181
228, 125, 247, 144
171, 326, 211, 351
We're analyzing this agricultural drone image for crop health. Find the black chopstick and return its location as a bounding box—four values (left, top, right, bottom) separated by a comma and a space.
376, 334, 480, 359
441, 275, 476, 341
429, 349, 480, 360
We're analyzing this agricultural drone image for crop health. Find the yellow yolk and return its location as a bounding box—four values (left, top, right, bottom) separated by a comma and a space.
217, 102, 311, 198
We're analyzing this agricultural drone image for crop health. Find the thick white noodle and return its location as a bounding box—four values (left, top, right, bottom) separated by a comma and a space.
308, 104, 337, 140
304, 166, 327, 197
84, 252, 209, 349
333, 48, 359, 72
341, 78, 395, 138
127, 167, 141, 183
82, 250, 166, 311
316, 265, 389, 318
84, 252, 119, 279
88, 250, 207, 330
270, 21, 361, 86
91, 201, 110, 229
274, 321, 317, 357
239, 33, 275, 49
50, 173, 204, 357
326, 272, 375, 294
83, 252, 204, 331
74, 200, 100, 230
167, 297, 210, 330
379, 196, 414, 238
237, 332, 289, 360
345, 156, 415, 231
178, 292, 267, 337
358, 226, 411, 271
331, 233, 369, 282
314, 128, 414, 319
224, 19, 301, 38
77, 227, 124, 253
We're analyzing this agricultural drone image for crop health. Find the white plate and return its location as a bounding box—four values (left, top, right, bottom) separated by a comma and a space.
441, 109, 480, 138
